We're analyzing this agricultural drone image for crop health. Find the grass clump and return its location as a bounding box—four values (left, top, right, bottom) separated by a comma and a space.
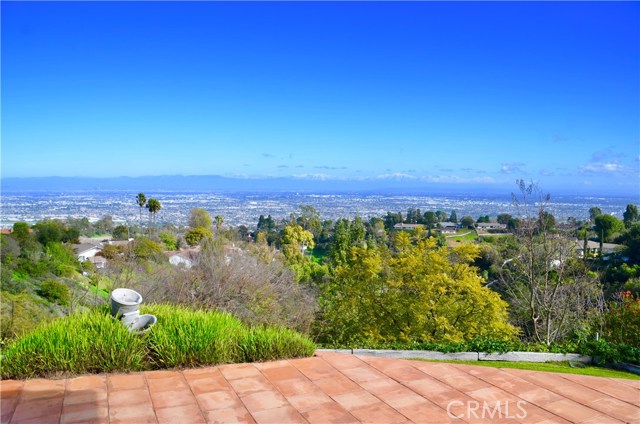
1, 309, 147, 379
241, 326, 316, 363
1, 303, 316, 379
143, 304, 246, 368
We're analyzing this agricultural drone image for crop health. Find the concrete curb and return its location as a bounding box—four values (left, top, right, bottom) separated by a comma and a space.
316, 349, 593, 363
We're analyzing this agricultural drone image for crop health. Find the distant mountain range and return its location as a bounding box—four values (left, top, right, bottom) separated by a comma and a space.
2, 175, 637, 198
1, 175, 509, 195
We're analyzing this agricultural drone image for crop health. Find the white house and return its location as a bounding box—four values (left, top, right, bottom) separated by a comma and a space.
73, 243, 102, 262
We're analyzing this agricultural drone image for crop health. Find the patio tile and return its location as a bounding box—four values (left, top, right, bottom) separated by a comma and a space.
228, 375, 275, 397
183, 367, 221, 382
543, 398, 601, 423
150, 388, 198, 409
285, 391, 334, 412
349, 401, 408, 423
196, 390, 244, 411
588, 397, 640, 422
395, 401, 455, 423
145, 370, 182, 379
108, 403, 157, 423
332, 390, 380, 410
319, 352, 366, 370
271, 377, 319, 397
107, 373, 147, 391
290, 357, 338, 380
155, 404, 206, 423
240, 390, 289, 413
301, 402, 358, 424
108, 388, 152, 407
260, 364, 305, 382
65, 375, 106, 391
381, 387, 429, 409
63, 388, 108, 406
60, 400, 109, 424
340, 365, 387, 383
251, 405, 307, 424
313, 374, 361, 396
0, 380, 23, 399
204, 406, 255, 424
358, 377, 405, 396
20, 379, 65, 400
369, 363, 430, 383
146, 375, 190, 393
189, 374, 234, 395
219, 363, 261, 380
10, 396, 64, 422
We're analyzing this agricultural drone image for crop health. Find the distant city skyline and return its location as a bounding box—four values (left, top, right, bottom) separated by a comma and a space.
2, 2, 638, 196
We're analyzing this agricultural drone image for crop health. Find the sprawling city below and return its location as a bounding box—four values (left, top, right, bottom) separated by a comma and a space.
1, 191, 635, 229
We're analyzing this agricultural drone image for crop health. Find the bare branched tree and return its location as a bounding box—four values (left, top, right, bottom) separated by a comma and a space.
497, 180, 604, 344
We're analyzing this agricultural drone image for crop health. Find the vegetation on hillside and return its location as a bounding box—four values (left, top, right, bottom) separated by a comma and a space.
2, 185, 639, 374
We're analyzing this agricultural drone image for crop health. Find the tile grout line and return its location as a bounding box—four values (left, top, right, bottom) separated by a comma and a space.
447, 364, 573, 424
258, 358, 355, 423
289, 356, 366, 423
178, 368, 208, 423
251, 361, 311, 423
453, 365, 609, 423
553, 373, 640, 409
218, 364, 260, 424
504, 369, 639, 421
141, 371, 159, 424
6, 380, 24, 424
352, 356, 472, 424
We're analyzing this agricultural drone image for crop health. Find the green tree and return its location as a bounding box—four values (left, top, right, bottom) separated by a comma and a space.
423, 211, 436, 237
594, 214, 623, 243
623, 204, 639, 229
146, 198, 162, 234
589, 207, 602, 223
497, 214, 512, 225
136, 193, 147, 226
450, 210, 458, 223
132, 238, 164, 260
185, 227, 213, 246
159, 232, 178, 250
280, 223, 315, 261
112, 225, 130, 240
189, 208, 213, 230
12, 222, 31, 246
214, 215, 224, 232
316, 239, 517, 345
460, 216, 475, 228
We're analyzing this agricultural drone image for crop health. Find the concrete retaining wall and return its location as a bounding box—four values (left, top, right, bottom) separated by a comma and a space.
316, 349, 593, 363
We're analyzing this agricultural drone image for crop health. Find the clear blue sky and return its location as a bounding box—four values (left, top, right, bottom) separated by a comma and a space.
2, 1, 639, 196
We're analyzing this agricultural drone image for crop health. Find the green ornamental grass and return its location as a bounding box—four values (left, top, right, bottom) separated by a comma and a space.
0, 304, 316, 379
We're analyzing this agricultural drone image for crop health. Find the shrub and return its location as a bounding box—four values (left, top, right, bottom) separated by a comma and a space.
38, 280, 71, 306
604, 291, 640, 347
1, 304, 316, 379
1, 309, 147, 378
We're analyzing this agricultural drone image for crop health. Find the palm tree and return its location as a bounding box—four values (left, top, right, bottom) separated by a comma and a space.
215, 215, 224, 232
146, 198, 161, 235
136, 193, 146, 228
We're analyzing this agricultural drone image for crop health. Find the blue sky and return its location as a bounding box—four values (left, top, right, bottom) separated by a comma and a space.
2, 1, 639, 196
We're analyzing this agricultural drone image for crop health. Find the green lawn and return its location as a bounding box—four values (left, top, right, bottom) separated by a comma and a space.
409, 359, 640, 380
445, 230, 478, 243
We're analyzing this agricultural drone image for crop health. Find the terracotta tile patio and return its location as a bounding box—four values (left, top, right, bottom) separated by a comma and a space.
1, 351, 638, 423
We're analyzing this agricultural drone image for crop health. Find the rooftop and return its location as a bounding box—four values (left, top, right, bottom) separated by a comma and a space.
2, 351, 637, 423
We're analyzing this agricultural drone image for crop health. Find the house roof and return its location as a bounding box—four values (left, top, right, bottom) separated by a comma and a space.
72, 243, 102, 255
